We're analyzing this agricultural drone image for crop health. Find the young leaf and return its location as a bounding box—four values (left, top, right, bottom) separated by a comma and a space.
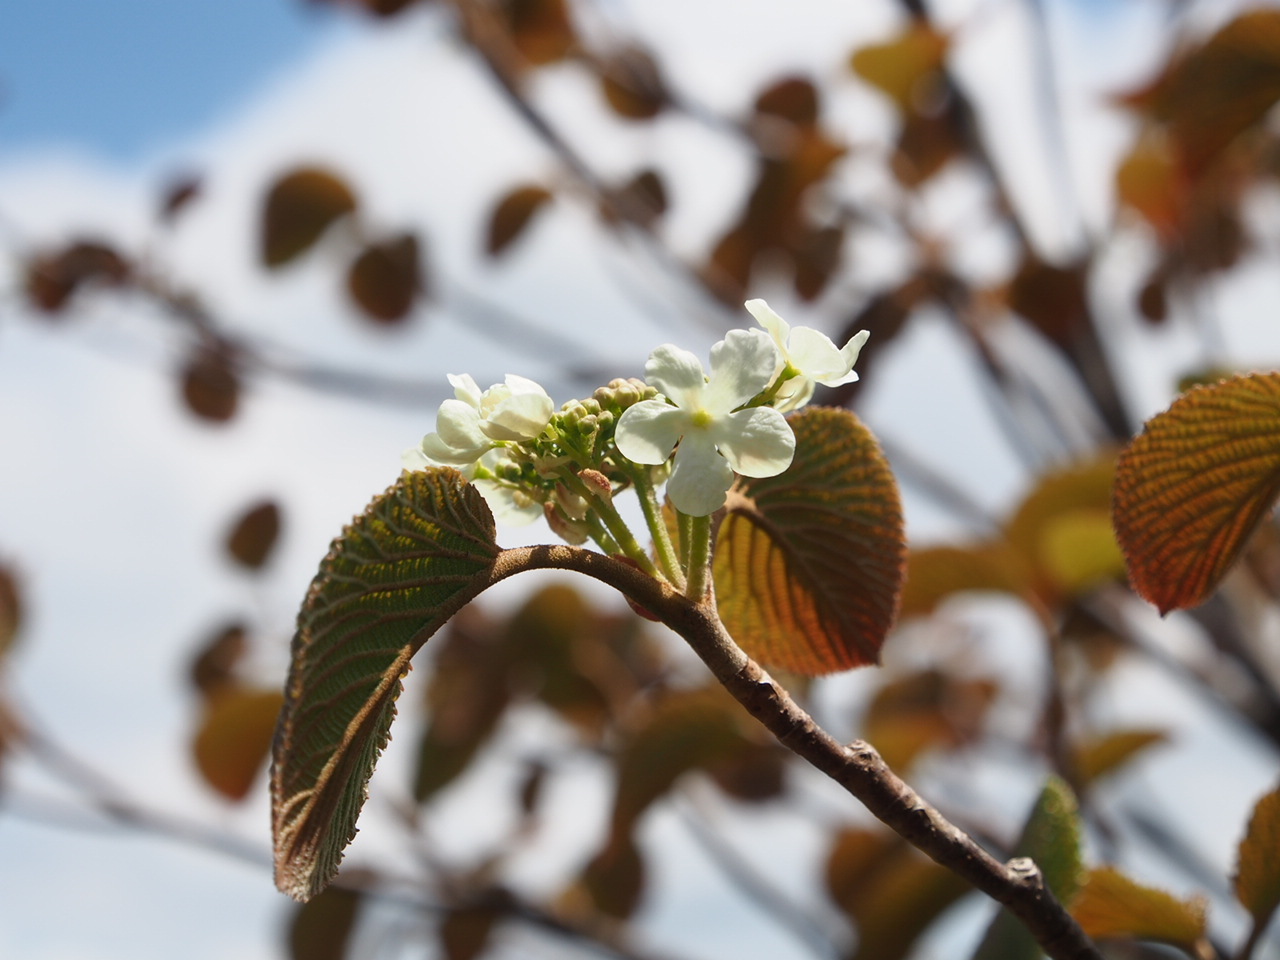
1112, 373, 1280, 613
261, 168, 357, 268
486, 185, 553, 257
193, 686, 285, 801
714, 407, 905, 675
1071, 866, 1208, 949
1074, 729, 1168, 787
972, 777, 1083, 960
346, 233, 423, 325
272, 469, 501, 901
1234, 785, 1280, 933
225, 499, 282, 570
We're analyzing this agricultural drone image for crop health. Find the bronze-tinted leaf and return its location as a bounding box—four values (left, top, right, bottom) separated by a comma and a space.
181, 343, 240, 423
289, 884, 363, 960
1234, 784, 1280, 930
598, 46, 667, 120
754, 76, 820, 127
193, 686, 285, 801
861, 669, 997, 772
1112, 373, 1280, 613
272, 469, 500, 900
261, 168, 357, 268
1074, 729, 1168, 786
189, 620, 249, 696
892, 110, 962, 186
160, 173, 202, 223
440, 901, 502, 960
0, 564, 22, 661
24, 240, 131, 314
899, 543, 1030, 617
500, 0, 575, 67
582, 834, 645, 919
225, 499, 282, 570
792, 224, 844, 302
972, 777, 1083, 960
825, 828, 969, 960
347, 233, 423, 324
1008, 255, 1090, 348
1071, 866, 1208, 949
609, 169, 668, 228
486, 185, 553, 257
715, 407, 905, 675
1115, 132, 1186, 239
850, 23, 949, 112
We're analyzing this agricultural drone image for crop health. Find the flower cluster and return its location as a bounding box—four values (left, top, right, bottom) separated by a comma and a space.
402, 300, 867, 548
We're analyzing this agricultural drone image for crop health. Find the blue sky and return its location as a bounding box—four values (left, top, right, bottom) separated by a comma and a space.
0, 0, 347, 160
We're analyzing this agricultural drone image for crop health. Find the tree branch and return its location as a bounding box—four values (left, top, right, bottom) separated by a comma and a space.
496, 544, 1104, 960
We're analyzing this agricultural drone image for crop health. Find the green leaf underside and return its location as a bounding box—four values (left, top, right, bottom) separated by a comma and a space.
972, 776, 1083, 960
715, 407, 905, 675
1235, 785, 1280, 928
1113, 372, 1280, 613
272, 469, 499, 901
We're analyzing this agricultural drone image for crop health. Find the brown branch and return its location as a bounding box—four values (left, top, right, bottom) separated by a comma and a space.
494, 545, 1105, 960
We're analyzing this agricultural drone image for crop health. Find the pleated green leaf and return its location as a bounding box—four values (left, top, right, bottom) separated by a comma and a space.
272, 469, 500, 901
714, 407, 905, 675
1113, 373, 1280, 613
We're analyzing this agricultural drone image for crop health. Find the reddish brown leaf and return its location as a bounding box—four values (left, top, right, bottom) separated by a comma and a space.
189, 621, 249, 696
159, 173, 203, 223
193, 686, 285, 801
598, 46, 667, 121
500, 0, 575, 67
225, 500, 282, 570
754, 76, 820, 127
1113, 373, 1280, 613
288, 883, 363, 960
892, 110, 963, 186
24, 240, 131, 314
607, 168, 668, 228
261, 168, 357, 268
861, 669, 997, 771
346, 233, 423, 324
582, 834, 645, 919
715, 407, 905, 674
1071, 866, 1208, 949
180, 343, 240, 423
0, 564, 21, 661
440, 902, 502, 960
899, 543, 1030, 617
1008, 255, 1090, 348
486, 185, 553, 257
792, 224, 844, 301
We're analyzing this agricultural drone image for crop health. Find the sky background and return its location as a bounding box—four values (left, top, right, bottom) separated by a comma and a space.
4, 1, 1280, 959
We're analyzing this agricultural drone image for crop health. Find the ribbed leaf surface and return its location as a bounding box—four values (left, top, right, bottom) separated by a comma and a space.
272, 469, 499, 901
1113, 373, 1280, 613
714, 407, 905, 674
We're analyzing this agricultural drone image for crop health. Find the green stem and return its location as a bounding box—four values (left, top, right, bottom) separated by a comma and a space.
561, 472, 658, 578
684, 513, 713, 602
584, 513, 621, 558
628, 466, 685, 591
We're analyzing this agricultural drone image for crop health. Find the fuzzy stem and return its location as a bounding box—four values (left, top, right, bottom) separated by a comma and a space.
627, 466, 685, 591
560, 473, 658, 577
683, 514, 713, 601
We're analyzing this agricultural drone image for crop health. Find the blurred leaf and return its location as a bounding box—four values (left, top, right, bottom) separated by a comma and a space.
582, 834, 645, 919
754, 76, 820, 127
706, 739, 786, 804
272, 469, 500, 901
1074, 729, 1168, 787
181, 343, 240, 423
1116, 132, 1186, 238
289, 883, 363, 960
1120, 10, 1280, 175
716, 407, 905, 675
862, 669, 997, 772
792, 224, 844, 302
825, 828, 969, 960
440, 900, 503, 960
1006, 453, 1117, 602
486, 185, 553, 257
0, 564, 22, 661
225, 499, 282, 570
850, 22, 949, 112
25, 240, 131, 314
899, 543, 1030, 617
1112, 373, 1280, 613
1071, 866, 1208, 950
607, 168, 668, 229
189, 620, 249, 696
1038, 509, 1126, 595
892, 110, 963, 186
500, 0, 575, 67
159, 173, 202, 223
261, 168, 357, 268
347, 233, 423, 324
1234, 784, 1280, 931
1008, 255, 1090, 348
1138, 268, 1169, 324
193, 686, 284, 801
598, 46, 667, 120
972, 777, 1083, 960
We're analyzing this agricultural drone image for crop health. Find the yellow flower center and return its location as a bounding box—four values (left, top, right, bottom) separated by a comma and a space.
689, 408, 714, 429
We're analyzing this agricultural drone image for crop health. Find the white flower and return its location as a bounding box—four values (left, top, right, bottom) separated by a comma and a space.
615, 329, 795, 516
745, 299, 869, 411
401, 445, 544, 525
406, 373, 554, 468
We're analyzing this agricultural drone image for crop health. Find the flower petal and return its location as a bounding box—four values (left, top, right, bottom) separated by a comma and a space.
473, 479, 543, 525
705, 329, 778, 413
786, 326, 849, 383
774, 376, 816, 412
435, 399, 491, 453
840, 329, 870, 371
745, 299, 790, 360
481, 380, 554, 441
644, 344, 706, 408
713, 407, 795, 477
616, 401, 689, 464
448, 373, 484, 409
401, 446, 433, 471
667, 435, 736, 516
